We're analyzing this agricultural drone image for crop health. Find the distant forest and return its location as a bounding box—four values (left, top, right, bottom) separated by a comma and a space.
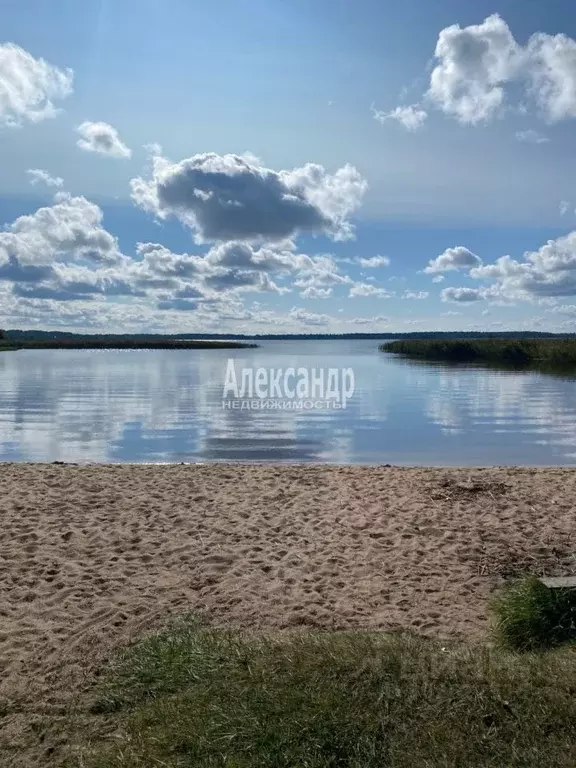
3, 329, 576, 342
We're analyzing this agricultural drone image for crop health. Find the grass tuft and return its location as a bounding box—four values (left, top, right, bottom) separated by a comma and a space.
491, 576, 576, 651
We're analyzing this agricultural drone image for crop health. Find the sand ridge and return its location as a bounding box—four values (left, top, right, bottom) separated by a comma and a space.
1, 463, 575, 721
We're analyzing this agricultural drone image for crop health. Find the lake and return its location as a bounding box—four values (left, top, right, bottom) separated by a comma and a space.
0, 339, 575, 465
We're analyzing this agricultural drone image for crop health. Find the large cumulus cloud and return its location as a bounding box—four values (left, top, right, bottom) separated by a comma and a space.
0, 43, 73, 127
425, 246, 482, 274
386, 14, 576, 128
0, 194, 123, 268
130, 151, 367, 243
428, 14, 521, 124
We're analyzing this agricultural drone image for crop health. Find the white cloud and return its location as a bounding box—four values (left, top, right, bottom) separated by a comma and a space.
0, 193, 370, 329
0, 293, 192, 335
12, 261, 142, 302
133, 242, 203, 284
357, 255, 391, 268
421, 14, 576, 125
293, 254, 351, 295
26, 168, 64, 188
432, 275, 445, 283
0, 43, 73, 127
441, 287, 484, 302
201, 269, 257, 295
288, 307, 331, 327
526, 32, 576, 121
436, 229, 576, 306
428, 14, 521, 124
371, 103, 427, 131
0, 195, 123, 267
300, 286, 332, 299
469, 231, 576, 299
349, 315, 389, 325
130, 243, 352, 303
76, 121, 132, 158
515, 129, 549, 143
131, 151, 367, 243
424, 246, 482, 274
546, 304, 576, 315
349, 282, 393, 298
402, 290, 429, 299
144, 141, 163, 157
560, 200, 571, 216
204, 241, 298, 273
135, 245, 290, 298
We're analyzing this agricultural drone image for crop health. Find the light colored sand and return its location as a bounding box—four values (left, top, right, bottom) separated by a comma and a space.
1, 464, 575, 726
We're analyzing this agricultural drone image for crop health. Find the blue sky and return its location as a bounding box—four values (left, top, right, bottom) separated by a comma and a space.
1, 0, 576, 333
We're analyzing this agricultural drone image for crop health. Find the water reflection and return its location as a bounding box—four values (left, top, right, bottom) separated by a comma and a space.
0, 341, 575, 464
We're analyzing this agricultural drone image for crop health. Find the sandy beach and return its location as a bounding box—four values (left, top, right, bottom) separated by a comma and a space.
1, 463, 576, 746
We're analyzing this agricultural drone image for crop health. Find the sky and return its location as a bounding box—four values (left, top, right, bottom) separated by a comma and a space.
1, 0, 576, 334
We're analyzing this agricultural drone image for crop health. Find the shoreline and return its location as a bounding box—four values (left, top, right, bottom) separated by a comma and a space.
1, 463, 575, 728
4, 460, 576, 468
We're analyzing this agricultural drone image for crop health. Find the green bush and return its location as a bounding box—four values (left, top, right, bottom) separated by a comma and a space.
492, 576, 576, 651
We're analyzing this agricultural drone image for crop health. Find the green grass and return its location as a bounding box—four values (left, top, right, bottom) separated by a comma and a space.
380, 338, 576, 367
492, 576, 576, 651
67, 619, 576, 767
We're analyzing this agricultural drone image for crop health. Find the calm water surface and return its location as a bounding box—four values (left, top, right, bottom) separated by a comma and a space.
1, 340, 575, 464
